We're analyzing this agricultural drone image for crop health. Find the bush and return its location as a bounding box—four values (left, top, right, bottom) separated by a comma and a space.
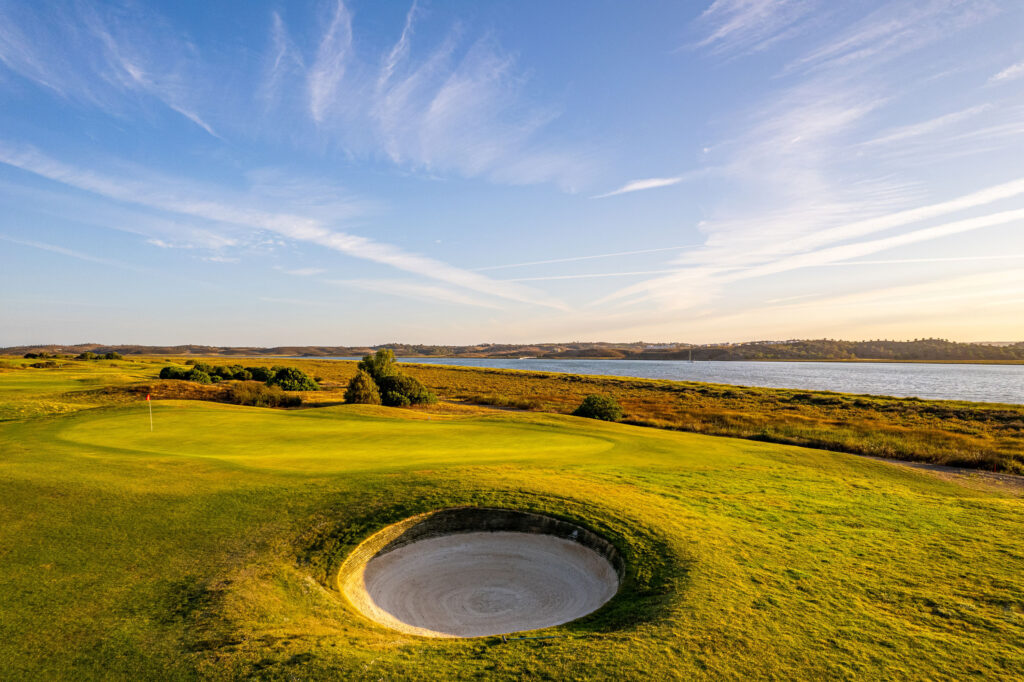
29, 361, 59, 368
186, 368, 212, 384
378, 374, 437, 406
572, 394, 624, 421
76, 352, 97, 360
268, 366, 319, 391
159, 366, 189, 380
246, 366, 274, 382
24, 353, 38, 359
227, 381, 302, 408
382, 391, 411, 407
344, 370, 381, 405
358, 349, 398, 382
103, 352, 123, 360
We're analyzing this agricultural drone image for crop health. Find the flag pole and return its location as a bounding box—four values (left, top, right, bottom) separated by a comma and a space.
147, 393, 153, 432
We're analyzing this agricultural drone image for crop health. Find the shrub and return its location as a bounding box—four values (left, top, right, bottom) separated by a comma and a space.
227, 381, 302, 408
378, 374, 437, 406
572, 394, 624, 421
344, 370, 381, 405
246, 366, 274, 382
268, 366, 319, 391
23, 353, 38, 359
159, 366, 189, 380
103, 352, 123, 360
29, 361, 59, 368
358, 349, 398, 382
76, 352, 97, 360
186, 368, 212, 384
382, 391, 411, 407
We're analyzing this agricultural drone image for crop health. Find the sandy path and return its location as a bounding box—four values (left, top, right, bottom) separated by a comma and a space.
352, 532, 618, 638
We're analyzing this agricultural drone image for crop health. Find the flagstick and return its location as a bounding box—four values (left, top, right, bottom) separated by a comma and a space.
147, 394, 153, 432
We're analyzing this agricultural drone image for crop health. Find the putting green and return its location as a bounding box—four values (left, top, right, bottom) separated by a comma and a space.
2, 395, 1023, 679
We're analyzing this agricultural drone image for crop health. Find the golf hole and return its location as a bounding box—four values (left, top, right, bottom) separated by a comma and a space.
339, 508, 622, 638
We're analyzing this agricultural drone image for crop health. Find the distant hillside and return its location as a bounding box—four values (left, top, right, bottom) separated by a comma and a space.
4, 338, 1024, 363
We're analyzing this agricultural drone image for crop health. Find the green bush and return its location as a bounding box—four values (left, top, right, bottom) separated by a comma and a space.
378, 374, 437, 406
382, 391, 411, 407
572, 394, 624, 421
159, 366, 189, 380
186, 368, 212, 384
268, 366, 319, 391
344, 370, 381, 405
358, 349, 398, 382
246, 366, 274, 382
29, 361, 59, 368
227, 381, 301, 407
103, 352, 123, 360
76, 352, 97, 360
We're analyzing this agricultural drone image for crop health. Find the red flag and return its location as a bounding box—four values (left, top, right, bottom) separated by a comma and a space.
146, 394, 151, 401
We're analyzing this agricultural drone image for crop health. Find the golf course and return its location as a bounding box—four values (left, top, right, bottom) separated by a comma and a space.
1, 357, 1023, 680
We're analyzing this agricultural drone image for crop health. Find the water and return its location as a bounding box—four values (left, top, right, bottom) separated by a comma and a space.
319, 357, 1024, 404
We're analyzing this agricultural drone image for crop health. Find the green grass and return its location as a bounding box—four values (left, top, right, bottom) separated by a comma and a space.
1, 362, 1023, 679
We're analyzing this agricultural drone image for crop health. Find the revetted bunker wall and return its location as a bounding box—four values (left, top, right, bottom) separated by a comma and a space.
336, 507, 624, 598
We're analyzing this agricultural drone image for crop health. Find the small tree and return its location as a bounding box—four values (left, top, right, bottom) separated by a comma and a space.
345, 370, 381, 405
572, 394, 623, 421
358, 349, 398, 382
268, 366, 319, 391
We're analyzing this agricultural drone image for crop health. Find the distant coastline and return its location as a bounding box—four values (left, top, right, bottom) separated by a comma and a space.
4, 338, 1024, 365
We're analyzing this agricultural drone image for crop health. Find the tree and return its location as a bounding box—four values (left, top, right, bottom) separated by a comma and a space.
377, 374, 437, 406
572, 394, 623, 421
344, 370, 381, 405
358, 349, 398, 382
268, 366, 319, 391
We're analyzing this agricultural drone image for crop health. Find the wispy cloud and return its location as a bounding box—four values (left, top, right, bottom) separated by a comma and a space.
596, 0, 1022, 319
308, 1, 353, 124
327, 278, 504, 309
475, 245, 699, 271
695, 0, 820, 56
0, 234, 143, 271
261, 1, 591, 189
862, 104, 992, 146
592, 176, 687, 199
0, 142, 564, 309
275, 266, 326, 277
989, 59, 1024, 84
0, 2, 216, 136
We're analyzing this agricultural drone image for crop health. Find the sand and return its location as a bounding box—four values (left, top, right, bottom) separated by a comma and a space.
349, 531, 619, 638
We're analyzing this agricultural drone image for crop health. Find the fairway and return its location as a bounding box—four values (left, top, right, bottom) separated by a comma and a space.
2, 365, 1023, 681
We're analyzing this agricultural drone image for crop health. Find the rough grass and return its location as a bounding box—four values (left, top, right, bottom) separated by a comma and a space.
140, 357, 1022, 474
1, 361, 1023, 679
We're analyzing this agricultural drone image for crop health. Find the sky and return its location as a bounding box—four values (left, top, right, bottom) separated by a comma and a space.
1, 0, 1023, 346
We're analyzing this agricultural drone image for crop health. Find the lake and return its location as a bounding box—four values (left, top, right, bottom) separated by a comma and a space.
320, 357, 1024, 404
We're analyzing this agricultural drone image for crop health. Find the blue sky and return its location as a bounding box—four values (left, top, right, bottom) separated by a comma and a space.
1, 0, 1023, 346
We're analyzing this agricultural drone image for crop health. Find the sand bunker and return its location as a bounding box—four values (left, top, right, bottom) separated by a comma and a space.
339, 508, 621, 638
